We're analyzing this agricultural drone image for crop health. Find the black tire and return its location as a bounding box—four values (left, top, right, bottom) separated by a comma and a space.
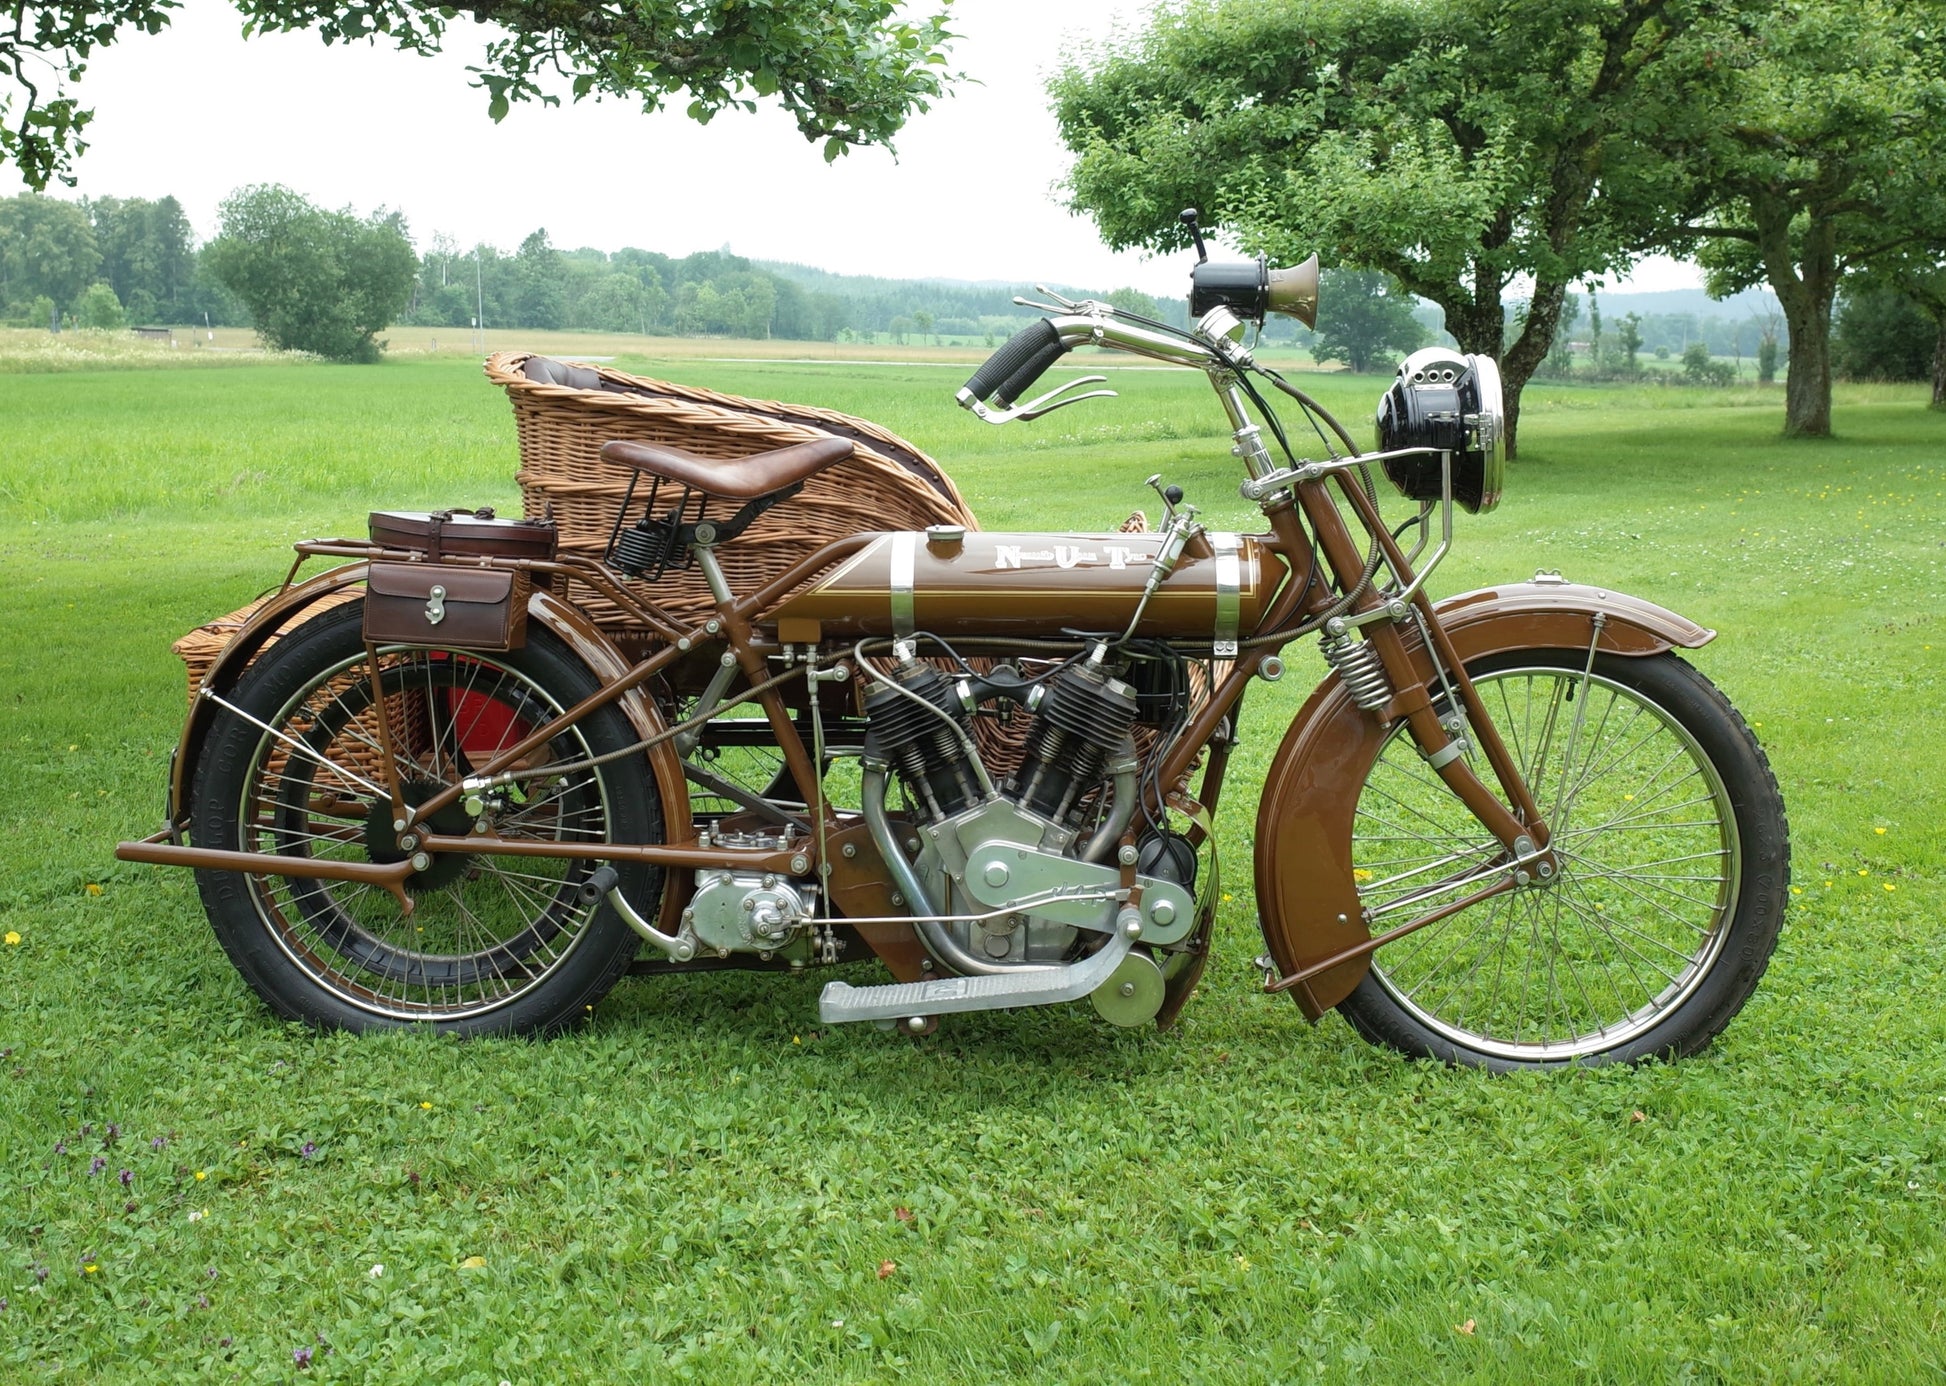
1336, 649, 1787, 1069
191, 600, 662, 1035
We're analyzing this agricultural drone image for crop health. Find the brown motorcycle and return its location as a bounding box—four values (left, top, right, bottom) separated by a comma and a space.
118, 225, 1788, 1069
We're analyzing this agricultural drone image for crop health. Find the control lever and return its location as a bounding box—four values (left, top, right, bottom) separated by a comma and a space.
966, 374, 1117, 425
1146, 473, 1186, 520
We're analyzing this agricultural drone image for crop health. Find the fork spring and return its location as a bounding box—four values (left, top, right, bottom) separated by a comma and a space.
1323, 635, 1392, 712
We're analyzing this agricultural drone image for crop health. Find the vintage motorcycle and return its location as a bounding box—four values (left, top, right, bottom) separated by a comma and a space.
118, 219, 1788, 1069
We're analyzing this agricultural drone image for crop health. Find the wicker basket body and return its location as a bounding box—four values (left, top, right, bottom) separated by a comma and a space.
487, 352, 979, 629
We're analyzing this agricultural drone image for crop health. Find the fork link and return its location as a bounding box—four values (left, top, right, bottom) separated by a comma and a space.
1321, 632, 1392, 711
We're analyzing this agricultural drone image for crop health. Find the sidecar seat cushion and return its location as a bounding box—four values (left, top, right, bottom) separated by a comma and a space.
598, 435, 856, 501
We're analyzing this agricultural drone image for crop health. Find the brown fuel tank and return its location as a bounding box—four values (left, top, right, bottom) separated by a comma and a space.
772, 529, 1280, 643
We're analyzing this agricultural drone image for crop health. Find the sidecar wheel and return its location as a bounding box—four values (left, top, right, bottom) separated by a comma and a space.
191, 601, 662, 1035
1336, 649, 1787, 1070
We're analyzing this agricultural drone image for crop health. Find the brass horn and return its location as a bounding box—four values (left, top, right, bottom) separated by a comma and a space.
1265, 254, 1320, 329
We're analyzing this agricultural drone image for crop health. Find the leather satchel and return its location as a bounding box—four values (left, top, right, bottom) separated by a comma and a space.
364, 562, 530, 652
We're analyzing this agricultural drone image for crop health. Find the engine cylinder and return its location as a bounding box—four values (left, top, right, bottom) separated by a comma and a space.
1008, 663, 1139, 825
862, 659, 982, 821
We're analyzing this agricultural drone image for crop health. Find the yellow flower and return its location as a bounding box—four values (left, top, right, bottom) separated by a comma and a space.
1858, 868, 1869, 877
1789, 887, 1802, 896
1883, 883, 1896, 892
83, 1263, 98, 1275
84, 883, 103, 897
194, 1170, 207, 1181
1221, 892, 1234, 902
1874, 827, 1887, 835
459, 1255, 487, 1270
420, 1101, 433, 1110
3, 931, 18, 946
1351, 869, 1373, 882
1233, 1254, 1251, 1270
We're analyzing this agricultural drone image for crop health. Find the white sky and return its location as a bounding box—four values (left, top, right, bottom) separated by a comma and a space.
43, 0, 1700, 297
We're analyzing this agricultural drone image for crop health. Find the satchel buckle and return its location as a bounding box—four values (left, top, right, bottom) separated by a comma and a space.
425, 585, 447, 626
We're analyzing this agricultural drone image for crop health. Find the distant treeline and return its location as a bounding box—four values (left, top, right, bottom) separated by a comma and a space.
0, 190, 1179, 344
22, 190, 1938, 384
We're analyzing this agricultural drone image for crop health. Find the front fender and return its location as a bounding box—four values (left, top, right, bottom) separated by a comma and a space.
168, 572, 692, 859
1252, 581, 1713, 1020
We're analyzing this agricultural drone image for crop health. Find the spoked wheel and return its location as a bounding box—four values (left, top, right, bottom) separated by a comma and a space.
1337, 649, 1788, 1069
192, 601, 662, 1034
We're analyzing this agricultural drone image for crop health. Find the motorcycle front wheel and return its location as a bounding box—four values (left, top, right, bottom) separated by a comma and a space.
191, 601, 663, 1035
1337, 649, 1787, 1069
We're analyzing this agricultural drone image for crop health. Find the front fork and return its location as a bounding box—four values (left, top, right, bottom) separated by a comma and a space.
1282, 477, 1559, 879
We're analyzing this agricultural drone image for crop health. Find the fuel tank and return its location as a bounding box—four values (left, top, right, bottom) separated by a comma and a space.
772, 529, 1280, 643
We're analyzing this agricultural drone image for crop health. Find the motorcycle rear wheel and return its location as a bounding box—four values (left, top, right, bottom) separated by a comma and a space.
191, 601, 662, 1035
1337, 649, 1787, 1069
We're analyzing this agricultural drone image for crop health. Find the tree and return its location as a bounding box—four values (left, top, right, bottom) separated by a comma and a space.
2, 1, 955, 191
1053, 0, 1703, 456
87, 194, 195, 322
511, 229, 566, 330
911, 309, 933, 345
1618, 312, 1643, 374
1310, 268, 1423, 373
1542, 292, 1581, 377
204, 184, 417, 362
75, 280, 122, 328
0, 192, 99, 328
1659, 0, 1946, 435
1833, 278, 1939, 385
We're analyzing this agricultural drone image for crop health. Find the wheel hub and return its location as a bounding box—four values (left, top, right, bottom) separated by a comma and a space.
364, 786, 475, 893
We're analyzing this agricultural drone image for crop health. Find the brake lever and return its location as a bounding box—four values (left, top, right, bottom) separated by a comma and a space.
966, 374, 1117, 426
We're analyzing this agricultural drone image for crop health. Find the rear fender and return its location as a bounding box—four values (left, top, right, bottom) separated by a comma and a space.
1252, 581, 1713, 1019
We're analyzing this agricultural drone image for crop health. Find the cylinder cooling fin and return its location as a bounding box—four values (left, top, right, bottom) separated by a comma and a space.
1007, 663, 1139, 826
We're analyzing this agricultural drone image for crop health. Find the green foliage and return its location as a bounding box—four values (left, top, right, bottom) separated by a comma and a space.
1, 358, 1943, 1376
3, 2, 955, 190
204, 185, 417, 363
1052, 0, 1704, 453
0, 194, 99, 324
1312, 268, 1423, 373
74, 280, 122, 330
1668, 0, 1946, 434
1833, 283, 1936, 382
1757, 331, 1781, 384
1680, 341, 1735, 386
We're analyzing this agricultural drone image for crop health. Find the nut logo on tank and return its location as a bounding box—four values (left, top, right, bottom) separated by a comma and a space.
994, 543, 1142, 570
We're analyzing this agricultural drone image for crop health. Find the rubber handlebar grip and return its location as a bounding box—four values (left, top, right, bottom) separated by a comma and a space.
992, 334, 1071, 410
963, 319, 1062, 405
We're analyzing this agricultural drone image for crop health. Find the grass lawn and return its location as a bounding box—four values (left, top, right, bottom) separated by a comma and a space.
1, 348, 1941, 1381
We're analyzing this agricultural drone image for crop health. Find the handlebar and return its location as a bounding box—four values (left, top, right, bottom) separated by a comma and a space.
961, 319, 1070, 409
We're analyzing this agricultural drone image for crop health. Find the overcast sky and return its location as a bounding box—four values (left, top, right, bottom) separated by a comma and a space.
47, 0, 1700, 298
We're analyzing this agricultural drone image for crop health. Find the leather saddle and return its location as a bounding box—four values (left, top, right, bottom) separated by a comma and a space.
599, 436, 854, 501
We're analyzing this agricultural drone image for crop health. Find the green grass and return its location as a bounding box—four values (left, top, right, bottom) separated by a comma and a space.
1, 355, 1942, 1381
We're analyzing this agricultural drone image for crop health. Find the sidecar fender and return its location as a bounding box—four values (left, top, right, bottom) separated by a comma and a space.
1252, 581, 1714, 1020
167, 569, 693, 856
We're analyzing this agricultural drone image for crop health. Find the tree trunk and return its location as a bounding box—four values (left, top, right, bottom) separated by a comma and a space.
1499, 277, 1570, 463
1933, 314, 1946, 410
1752, 192, 1837, 437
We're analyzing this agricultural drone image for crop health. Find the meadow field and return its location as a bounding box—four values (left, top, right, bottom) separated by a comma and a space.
0, 342, 1941, 1380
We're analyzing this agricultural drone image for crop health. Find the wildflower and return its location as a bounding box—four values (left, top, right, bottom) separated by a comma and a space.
1858, 868, 1869, 876
369, 1264, 384, 1279
420, 1101, 432, 1110
459, 1255, 487, 1270
877, 1259, 897, 1279
104, 1123, 120, 1143
196, 1295, 209, 1310
124, 1201, 137, 1213
53, 1141, 66, 1155
82, 1263, 98, 1276
33, 1265, 47, 1283
88, 1156, 106, 1176
1790, 886, 1802, 895
1875, 827, 1888, 835
84, 883, 102, 897
1234, 1254, 1251, 1270
194, 1170, 207, 1181
188, 1209, 206, 1222
1351, 870, 1372, 882
150, 1135, 167, 1151
206, 1267, 218, 1281
1884, 883, 1896, 892
294, 1347, 313, 1369
301, 1142, 317, 1160
3, 931, 18, 946
118, 1169, 132, 1187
